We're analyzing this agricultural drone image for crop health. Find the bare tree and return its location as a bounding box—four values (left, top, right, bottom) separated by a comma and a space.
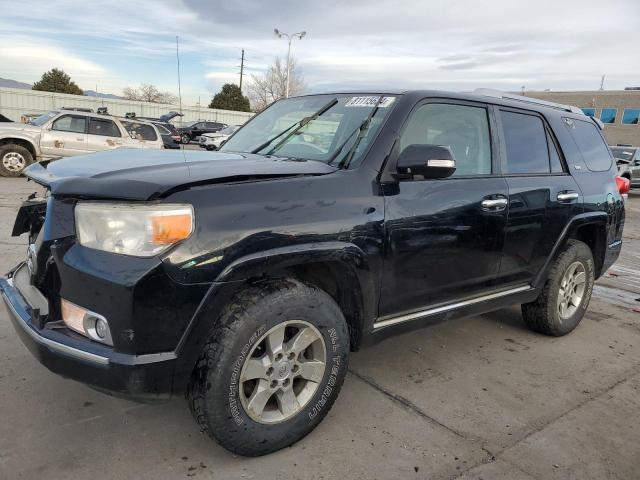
122, 83, 178, 104
247, 57, 305, 112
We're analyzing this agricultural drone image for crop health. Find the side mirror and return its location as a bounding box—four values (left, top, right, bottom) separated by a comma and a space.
396, 144, 456, 179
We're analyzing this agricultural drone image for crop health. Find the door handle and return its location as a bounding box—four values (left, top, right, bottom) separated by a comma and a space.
481, 198, 508, 211
557, 191, 579, 202
76, 138, 84, 141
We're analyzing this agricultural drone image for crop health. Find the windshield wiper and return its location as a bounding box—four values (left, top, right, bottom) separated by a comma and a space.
331, 96, 385, 169
251, 98, 338, 155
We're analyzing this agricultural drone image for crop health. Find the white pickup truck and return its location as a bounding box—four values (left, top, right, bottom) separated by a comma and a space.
0, 109, 163, 176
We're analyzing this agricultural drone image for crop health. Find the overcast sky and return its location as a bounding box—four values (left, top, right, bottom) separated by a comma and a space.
0, 0, 638, 104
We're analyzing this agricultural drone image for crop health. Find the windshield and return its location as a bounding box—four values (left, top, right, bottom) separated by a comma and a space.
610, 147, 636, 162
30, 111, 59, 126
220, 94, 397, 166
219, 126, 238, 135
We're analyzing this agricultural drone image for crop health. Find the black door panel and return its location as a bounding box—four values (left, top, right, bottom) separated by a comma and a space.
498, 176, 582, 285
495, 108, 584, 285
380, 176, 509, 317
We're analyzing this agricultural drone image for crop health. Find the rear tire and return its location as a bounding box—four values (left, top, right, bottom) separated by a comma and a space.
180, 133, 191, 144
187, 279, 350, 456
522, 239, 595, 336
0, 144, 33, 177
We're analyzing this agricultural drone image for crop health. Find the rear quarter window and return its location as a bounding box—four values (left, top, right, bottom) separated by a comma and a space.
564, 118, 612, 172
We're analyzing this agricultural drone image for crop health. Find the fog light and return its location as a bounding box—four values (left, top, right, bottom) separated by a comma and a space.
95, 317, 108, 339
61, 298, 113, 346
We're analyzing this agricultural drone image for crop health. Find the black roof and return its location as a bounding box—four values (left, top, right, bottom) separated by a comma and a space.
297, 89, 588, 120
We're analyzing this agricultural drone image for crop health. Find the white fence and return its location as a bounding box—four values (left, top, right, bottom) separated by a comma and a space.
0, 87, 253, 126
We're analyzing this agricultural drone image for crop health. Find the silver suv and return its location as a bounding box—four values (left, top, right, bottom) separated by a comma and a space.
0, 110, 163, 177
611, 146, 640, 188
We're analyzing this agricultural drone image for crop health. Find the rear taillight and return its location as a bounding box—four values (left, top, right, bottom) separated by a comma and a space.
616, 176, 630, 195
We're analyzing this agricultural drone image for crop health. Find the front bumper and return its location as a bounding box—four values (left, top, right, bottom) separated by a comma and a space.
0, 265, 176, 402
199, 137, 221, 149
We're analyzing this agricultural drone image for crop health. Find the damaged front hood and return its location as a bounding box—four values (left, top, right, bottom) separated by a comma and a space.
0, 122, 41, 133
24, 149, 337, 200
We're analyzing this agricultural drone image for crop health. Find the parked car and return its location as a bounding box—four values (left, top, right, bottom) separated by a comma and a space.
138, 112, 184, 150
1, 90, 625, 457
177, 120, 227, 144
611, 146, 640, 187
0, 109, 163, 176
151, 121, 181, 149
199, 125, 240, 150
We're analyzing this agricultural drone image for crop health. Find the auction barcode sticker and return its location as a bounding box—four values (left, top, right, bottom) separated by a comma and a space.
345, 96, 395, 108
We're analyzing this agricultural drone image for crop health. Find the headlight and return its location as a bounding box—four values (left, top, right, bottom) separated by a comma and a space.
75, 202, 194, 257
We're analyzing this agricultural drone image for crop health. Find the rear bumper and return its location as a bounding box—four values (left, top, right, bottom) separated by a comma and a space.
0, 270, 176, 403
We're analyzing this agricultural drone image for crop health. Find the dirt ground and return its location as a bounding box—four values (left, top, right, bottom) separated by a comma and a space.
1, 177, 639, 480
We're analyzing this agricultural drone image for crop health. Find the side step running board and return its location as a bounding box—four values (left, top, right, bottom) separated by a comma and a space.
373, 286, 532, 330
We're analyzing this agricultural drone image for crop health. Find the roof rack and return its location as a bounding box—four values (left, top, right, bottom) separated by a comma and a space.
60, 107, 94, 113
473, 88, 584, 115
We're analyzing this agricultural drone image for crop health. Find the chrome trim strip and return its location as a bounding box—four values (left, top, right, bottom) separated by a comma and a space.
1, 290, 110, 365
608, 240, 622, 248
373, 285, 532, 330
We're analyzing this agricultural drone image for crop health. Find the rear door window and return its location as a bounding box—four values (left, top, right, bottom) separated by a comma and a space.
564, 118, 612, 171
121, 121, 158, 141
88, 118, 121, 137
500, 111, 550, 174
547, 131, 564, 173
52, 115, 87, 134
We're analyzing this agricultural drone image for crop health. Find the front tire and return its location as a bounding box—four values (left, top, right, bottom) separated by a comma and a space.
0, 144, 33, 177
187, 279, 349, 456
522, 239, 595, 336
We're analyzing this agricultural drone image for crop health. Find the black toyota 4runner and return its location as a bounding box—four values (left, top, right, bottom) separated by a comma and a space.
0, 90, 626, 456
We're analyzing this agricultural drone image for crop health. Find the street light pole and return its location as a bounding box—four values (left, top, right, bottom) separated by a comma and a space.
285, 36, 292, 98
274, 28, 306, 98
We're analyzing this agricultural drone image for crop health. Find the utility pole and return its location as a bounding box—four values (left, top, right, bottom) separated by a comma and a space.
239, 49, 245, 92
600, 74, 606, 91
176, 36, 183, 114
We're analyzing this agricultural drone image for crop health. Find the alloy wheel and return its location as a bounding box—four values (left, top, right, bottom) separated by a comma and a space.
557, 261, 586, 320
239, 320, 326, 424
2, 151, 26, 172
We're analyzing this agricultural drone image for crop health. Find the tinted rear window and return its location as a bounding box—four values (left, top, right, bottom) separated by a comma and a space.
610, 147, 637, 162
501, 111, 550, 174
121, 121, 158, 141
565, 118, 612, 171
